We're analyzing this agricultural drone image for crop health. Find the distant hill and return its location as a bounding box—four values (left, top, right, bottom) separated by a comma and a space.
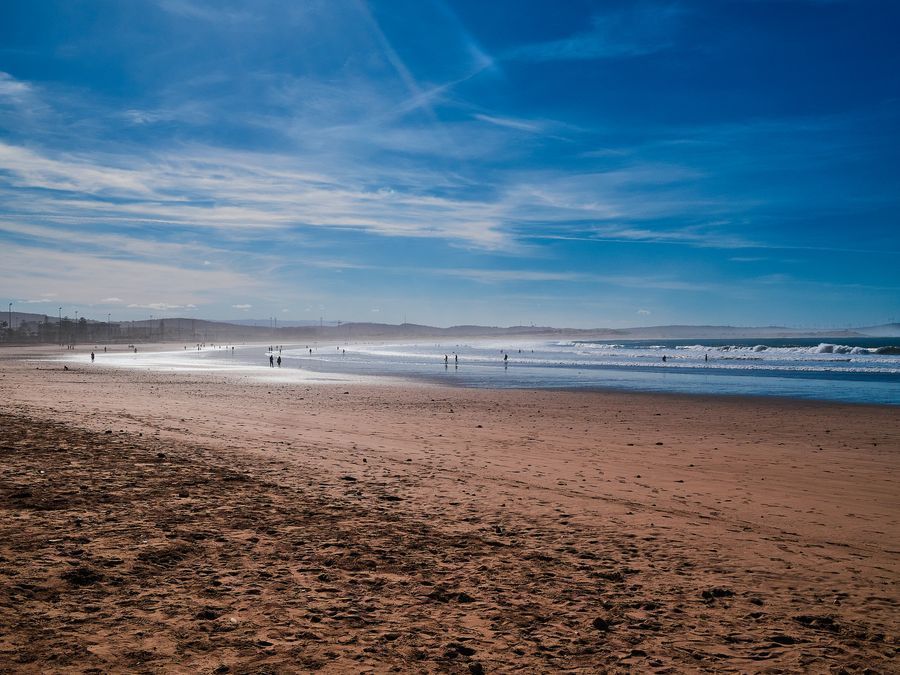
3, 310, 898, 344
855, 323, 900, 337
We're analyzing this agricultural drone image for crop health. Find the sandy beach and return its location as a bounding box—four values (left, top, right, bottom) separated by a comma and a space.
1, 345, 897, 673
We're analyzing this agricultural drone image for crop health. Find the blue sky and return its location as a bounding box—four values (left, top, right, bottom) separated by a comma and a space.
1, 0, 898, 328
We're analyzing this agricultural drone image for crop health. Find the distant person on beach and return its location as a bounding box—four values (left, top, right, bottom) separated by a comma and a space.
90, 351, 95, 362
662, 355, 667, 362
277, 355, 282, 367
705, 353, 708, 362
454, 354, 458, 365
503, 353, 508, 366
269, 354, 274, 367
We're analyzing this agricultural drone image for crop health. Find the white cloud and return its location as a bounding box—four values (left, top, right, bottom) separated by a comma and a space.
100, 297, 124, 304
637, 309, 651, 315
232, 303, 252, 310
0, 72, 33, 101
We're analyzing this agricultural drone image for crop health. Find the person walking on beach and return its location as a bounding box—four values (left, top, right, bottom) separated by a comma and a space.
90, 351, 95, 362
269, 354, 274, 367
277, 355, 282, 367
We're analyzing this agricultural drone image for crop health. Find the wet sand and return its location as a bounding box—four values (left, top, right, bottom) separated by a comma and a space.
1, 346, 898, 672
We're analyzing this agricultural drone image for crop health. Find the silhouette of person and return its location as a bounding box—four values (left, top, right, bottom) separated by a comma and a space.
269, 354, 274, 367
277, 355, 282, 367
90, 351, 95, 362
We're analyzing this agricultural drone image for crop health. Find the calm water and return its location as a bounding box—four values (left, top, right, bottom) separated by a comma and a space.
228, 338, 900, 405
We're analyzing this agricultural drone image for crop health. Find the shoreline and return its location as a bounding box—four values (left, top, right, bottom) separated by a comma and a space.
6, 342, 900, 408
1, 349, 898, 671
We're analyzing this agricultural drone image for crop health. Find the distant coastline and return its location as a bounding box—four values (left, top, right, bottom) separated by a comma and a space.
3, 309, 899, 346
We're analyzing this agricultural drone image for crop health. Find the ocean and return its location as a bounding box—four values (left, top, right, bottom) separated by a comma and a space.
85, 337, 900, 405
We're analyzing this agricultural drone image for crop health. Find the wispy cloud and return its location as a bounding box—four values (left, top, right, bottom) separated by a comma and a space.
0, 72, 33, 101
504, 3, 683, 62
128, 302, 198, 310
429, 267, 709, 291
0, 141, 511, 248
1, 240, 259, 310
156, 0, 256, 25
473, 113, 542, 133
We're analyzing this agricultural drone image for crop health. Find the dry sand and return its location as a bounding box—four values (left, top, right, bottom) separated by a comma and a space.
0, 345, 898, 673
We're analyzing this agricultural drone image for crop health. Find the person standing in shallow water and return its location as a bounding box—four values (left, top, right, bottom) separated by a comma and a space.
277, 355, 282, 367
269, 354, 274, 367
90, 351, 95, 362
